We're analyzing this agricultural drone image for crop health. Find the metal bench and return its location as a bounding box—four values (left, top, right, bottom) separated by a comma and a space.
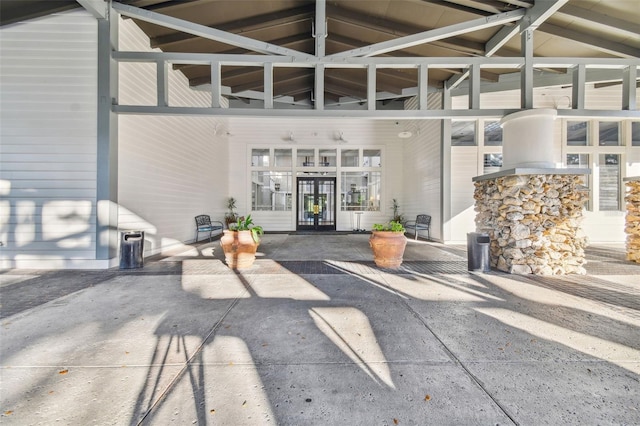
194, 215, 224, 242
404, 214, 431, 240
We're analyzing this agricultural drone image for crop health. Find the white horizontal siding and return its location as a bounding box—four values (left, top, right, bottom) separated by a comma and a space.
449, 148, 479, 242
117, 17, 228, 254
228, 117, 403, 232
402, 94, 442, 240
0, 11, 99, 268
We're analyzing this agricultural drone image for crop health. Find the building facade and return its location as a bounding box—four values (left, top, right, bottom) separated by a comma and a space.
1, 8, 638, 269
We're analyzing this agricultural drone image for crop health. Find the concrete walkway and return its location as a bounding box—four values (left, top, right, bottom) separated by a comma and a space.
1, 234, 639, 425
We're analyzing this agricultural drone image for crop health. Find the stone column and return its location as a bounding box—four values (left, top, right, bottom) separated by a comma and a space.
472, 109, 590, 275
624, 177, 640, 263
474, 171, 590, 275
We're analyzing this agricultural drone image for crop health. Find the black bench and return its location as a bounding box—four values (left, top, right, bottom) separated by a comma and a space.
404, 214, 431, 240
195, 215, 224, 242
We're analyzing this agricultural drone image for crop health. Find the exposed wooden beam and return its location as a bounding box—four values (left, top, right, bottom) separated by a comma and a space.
324, 80, 366, 99
538, 23, 640, 59
229, 69, 311, 94
173, 34, 312, 71
449, 0, 568, 89
114, 50, 639, 70
328, 9, 525, 58
557, 4, 639, 38
112, 2, 314, 59
326, 4, 486, 56
114, 105, 640, 120
485, 0, 567, 56
149, 4, 314, 48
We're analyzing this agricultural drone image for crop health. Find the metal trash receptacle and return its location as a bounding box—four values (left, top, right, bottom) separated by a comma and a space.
120, 231, 144, 269
467, 232, 490, 272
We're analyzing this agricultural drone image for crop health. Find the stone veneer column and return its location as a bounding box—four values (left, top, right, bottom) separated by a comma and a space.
624, 177, 640, 263
473, 171, 590, 275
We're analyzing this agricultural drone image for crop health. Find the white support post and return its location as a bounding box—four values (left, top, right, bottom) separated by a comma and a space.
521, 27, 534, 109
96, 6, 119, 261
367, 65, 376, 111
572, 64, 585, 109
315, 64, 325, 110
469, 64, 480, 109
264, 62, 274, 109
418, 64, 429, 110
441, 85, 452, 242
157, 60, 168, 107
315, 0, 326, 58
210, 61, 221, 108
622, 65, 637, 111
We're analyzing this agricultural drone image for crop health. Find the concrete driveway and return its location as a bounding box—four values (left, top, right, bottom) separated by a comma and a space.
1, 235, 639, 425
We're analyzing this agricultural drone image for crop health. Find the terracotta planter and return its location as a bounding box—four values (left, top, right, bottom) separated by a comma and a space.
220, 229, 259, 268
369, 231, 407, 268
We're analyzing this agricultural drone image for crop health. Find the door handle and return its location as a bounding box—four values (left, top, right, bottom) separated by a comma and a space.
313, 205, 319, 214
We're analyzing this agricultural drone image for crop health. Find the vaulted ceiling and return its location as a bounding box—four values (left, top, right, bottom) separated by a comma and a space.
2, 0, 639, 105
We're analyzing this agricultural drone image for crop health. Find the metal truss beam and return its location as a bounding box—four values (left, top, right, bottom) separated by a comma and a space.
111, 2, 314, 59
113, 50, 638, 70
328, 9, 525, 58
450, 0, 568, 90
113, 105, 639, 120
76, 0, 107, 19
149, 4, 314, 48
326, 4, 487, 56
112, 48, 638, 116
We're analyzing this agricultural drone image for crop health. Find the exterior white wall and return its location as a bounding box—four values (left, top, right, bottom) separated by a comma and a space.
449, 147, 479, 243
402, 94, 442, 240
0, 11, 99, 268
117, 17, 228, 255
227, 118, 403, 231
0, 11, 229, 269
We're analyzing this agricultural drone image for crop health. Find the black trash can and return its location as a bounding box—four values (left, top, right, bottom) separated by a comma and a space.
467, 232, 490, 272
120, 231, 144, 269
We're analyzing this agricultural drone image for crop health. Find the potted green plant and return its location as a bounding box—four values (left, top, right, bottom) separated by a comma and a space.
220, 215, 264, 268
224, 197, 238, 229
391, 199, 404, 223
369, 220, 407, 268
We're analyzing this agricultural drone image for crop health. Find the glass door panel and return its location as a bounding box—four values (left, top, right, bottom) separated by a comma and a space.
297, 177, 336, 231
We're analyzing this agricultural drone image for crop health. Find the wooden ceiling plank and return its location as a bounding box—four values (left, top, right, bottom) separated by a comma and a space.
442, 0, 504, 14
418, 0, 492, 16
324, 81, 366, 99
229, 69, 312, 93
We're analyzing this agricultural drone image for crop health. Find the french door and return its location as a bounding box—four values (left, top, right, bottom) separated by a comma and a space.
297, 177, 336, 231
